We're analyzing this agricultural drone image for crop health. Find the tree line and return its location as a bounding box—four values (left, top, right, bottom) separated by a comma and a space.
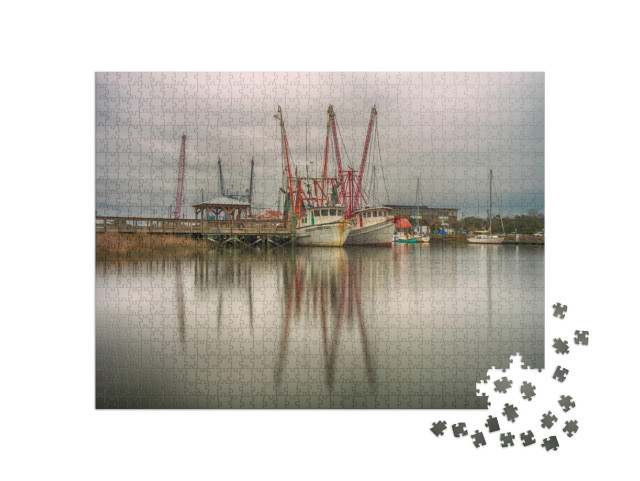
452, 211, 544, 234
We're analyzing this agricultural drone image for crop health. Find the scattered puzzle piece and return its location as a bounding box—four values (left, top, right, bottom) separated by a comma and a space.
494, 376, 513, 393
471, 430, 486, 448
563, 420, 579, 437
520, 431, 536, 447
553, 338, 569, 355
553, 366, 569, 382
541, 436, 559, 451
574, 330, 589, 345
541, 411, 558, 429
485, 415, 501, 433
520, 381, 536, 401
500, 432, 515, 447
552, 303, 567, 318
559, 395, 576, 412
502, 403, 519, 423
430, 421, 447, 437
452, 423, 468, 438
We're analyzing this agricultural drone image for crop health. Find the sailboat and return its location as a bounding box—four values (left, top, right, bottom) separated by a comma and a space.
468, 169, 503, 245
414, 178, 429, 243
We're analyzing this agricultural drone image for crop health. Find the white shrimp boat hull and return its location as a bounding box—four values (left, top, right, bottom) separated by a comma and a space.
296, 222, 350, 246
345, 219, 395, 246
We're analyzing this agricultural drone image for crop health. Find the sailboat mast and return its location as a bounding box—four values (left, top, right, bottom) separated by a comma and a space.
414, 177, 420, 229
489, 169, 493, 234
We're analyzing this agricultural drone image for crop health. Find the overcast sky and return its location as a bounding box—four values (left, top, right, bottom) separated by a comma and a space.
96, 72, 544, 218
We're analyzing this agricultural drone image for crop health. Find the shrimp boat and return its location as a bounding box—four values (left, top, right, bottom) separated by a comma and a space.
296, 205, 350, 246
275, 106, 350, 246
324, 105, 395, 246
345, 206, 395, 245
468, 169, 504, 245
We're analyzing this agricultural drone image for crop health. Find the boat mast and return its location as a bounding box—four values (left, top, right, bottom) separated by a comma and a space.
489, 169, 493, 234
274, 106, 295, 212
414, 177, 420, 230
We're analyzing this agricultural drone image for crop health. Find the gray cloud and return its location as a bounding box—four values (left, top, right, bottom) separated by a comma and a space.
96, 72, 544, 218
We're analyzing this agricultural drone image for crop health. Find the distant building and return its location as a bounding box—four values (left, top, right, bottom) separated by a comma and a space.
384, 205, 458, 225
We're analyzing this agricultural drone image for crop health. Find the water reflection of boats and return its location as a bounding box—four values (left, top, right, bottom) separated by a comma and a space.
275, 248, 375, 388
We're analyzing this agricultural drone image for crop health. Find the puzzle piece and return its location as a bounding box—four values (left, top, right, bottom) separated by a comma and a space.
574, 330, 589, 345
520, 381, 536, 401
563, 420, 579, 437
541, 436, 559, 451
502, 403, 519, 423
520, 431, 536, 447
485, 415, 501, 433
541, 411, 558, 429
559, 395, 576, 412
471, 430, 486, 448
452, 423, 468, 438
430, 421, 447, 437
494, 376, 513, 393
500, 432, 515, 447
552, 303, 567, 318
552, 366, 569, 382
553, 338, 570, 355
476, 391, 491, 408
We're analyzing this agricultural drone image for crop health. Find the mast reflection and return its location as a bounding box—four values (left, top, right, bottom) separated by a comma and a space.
275, 248, 376, 389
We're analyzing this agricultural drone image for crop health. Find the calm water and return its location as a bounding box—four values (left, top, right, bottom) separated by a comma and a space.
96, 244, 544, 408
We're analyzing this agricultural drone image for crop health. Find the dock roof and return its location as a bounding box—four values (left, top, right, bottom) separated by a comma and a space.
193, 196, 251, 207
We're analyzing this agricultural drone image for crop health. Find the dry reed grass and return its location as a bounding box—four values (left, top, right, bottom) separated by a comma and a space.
96, 233, 206, 258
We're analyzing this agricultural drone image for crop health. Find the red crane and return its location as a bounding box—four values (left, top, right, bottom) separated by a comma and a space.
174, 134, 186, 219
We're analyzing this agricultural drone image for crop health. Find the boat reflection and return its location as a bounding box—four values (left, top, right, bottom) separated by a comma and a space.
275, 248, 376, 389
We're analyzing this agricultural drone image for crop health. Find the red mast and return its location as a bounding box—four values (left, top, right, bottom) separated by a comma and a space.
274, 106, 295, 210
322, 118, 330, 200
328, 105, 344, 191
174, 134, 186, 219
274, 106, 339, 224
354, 106, 377, 211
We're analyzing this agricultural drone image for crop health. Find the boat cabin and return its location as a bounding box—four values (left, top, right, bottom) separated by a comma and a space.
349, 206, 392, 229
299, 206, 345, 227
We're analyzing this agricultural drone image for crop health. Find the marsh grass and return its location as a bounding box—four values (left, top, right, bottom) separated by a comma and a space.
96, 233, 206, 259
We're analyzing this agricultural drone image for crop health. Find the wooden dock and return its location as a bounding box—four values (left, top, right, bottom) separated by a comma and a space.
96, 216, 294, 246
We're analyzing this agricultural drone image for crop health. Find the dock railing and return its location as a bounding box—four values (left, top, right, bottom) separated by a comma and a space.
96, 216, 291, 236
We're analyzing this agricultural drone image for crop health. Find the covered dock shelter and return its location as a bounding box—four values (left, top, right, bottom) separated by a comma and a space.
193, 196, 251, 221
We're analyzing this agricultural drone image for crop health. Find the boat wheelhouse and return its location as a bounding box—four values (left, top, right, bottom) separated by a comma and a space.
296, 205, 350, 246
